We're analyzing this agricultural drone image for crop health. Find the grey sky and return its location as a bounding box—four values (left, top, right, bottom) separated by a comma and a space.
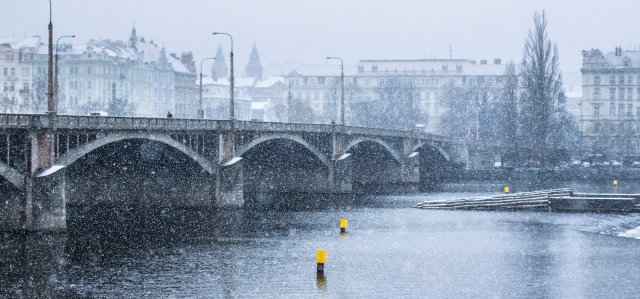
3, 0, 639, 88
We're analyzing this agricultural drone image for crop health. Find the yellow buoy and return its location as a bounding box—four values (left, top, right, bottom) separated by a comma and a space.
316, 249, 328, 273
339, 218, 349, 233
503, 185, 510, 193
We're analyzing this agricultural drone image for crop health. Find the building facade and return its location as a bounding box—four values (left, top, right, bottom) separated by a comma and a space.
286, 58, 507, 132
0, 28, 198, 118
580, 47, 640, 158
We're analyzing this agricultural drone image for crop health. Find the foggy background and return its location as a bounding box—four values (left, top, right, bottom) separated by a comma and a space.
3, 0, 639, 89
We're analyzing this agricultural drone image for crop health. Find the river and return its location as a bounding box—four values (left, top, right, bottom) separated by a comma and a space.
1, 181, 640, 298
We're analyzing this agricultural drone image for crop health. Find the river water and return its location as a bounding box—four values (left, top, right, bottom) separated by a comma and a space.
2, 181, 640, 298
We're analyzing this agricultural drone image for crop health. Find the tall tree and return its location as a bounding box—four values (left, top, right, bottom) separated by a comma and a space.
494, 62, 520, 165
519, 11, 563, 168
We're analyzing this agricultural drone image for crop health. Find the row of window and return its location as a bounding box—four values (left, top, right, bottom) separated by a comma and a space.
358, 65, 465, 74
592, 103, 639, 118
593, 87, 640, 100
1, 81, 30, 92
291, 76, 500, 88
593, 74, 640, 86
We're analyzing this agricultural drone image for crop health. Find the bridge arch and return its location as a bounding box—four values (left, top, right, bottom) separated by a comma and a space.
0, 161, 25, 190
54, 132, 216, 174
237, 134, 330, 168
345, 137, 402, 164
412, 142, 451, 162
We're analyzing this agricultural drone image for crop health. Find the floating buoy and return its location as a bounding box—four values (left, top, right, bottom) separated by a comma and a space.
503, 185, 510, 193
339, 218, 349, 234
316, 249, 328, 274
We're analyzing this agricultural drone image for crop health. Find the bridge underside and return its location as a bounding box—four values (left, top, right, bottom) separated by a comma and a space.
242, 139, 331, 209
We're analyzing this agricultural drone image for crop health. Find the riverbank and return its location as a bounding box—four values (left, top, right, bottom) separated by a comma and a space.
452, 168, 640, 182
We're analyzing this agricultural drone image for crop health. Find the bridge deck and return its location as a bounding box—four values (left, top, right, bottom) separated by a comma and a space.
0, 113, 450, 142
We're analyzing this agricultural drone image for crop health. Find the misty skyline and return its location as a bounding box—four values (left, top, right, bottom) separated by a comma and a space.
3, 0, 639, 88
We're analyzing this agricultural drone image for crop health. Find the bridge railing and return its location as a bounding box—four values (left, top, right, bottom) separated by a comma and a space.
0, 113, 450, 142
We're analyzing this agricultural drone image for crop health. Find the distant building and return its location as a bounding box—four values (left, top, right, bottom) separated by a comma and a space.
286, 58, 507, 132
0, 36, 41, 113
0, 28, 198, 118
200, 45, 287, 122
580, 47, 640, 158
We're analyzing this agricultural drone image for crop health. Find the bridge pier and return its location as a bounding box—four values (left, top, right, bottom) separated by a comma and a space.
28, 169, 67, 231
215, 161, 245, 209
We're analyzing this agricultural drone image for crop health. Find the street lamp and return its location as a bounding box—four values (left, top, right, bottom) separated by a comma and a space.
326, 56, 345, 125
212, 32, 234, 122
55, 34, 75, 113
199, 57, 216, 119
47, 0, 54, 116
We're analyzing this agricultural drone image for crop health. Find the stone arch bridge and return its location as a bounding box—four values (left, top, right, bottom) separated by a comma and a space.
0, 114, 465, 231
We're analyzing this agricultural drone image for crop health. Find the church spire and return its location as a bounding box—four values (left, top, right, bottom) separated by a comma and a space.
129, 25, 138, 50
245, 43, 263, 80
211, 45, 228, 80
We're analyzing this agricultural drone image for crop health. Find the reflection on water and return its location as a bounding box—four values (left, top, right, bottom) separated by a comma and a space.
1, 181, 640, 298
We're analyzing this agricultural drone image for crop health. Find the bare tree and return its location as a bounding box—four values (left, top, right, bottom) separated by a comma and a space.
519, 11, 563, 168
374, 77, 419, 130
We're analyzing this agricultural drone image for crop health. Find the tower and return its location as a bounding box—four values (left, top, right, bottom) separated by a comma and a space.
211, 45, 228, 80
128, 26, 138, 50
245, 43, 263, 80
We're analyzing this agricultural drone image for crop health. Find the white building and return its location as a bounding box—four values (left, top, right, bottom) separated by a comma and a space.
0, 37, 41, 113
579, 47, 640, 158
200, 76, 288, 122
286, 58, 507, 132
0, 28, 198, 118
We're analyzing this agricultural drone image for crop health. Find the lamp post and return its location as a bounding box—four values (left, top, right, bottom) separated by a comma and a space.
47, 0, 54, 117
55, 35, 75, 114
326, 56, 345, 125
212, 32, 234, 122
199, 57, 216, 119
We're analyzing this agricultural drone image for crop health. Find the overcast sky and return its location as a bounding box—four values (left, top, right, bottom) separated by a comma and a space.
3, 0, 639, 88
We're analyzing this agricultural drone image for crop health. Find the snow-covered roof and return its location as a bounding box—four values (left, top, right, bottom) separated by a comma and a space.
0, 36, 43, 50
604, 50, 640, 68
254, 76, 286, 88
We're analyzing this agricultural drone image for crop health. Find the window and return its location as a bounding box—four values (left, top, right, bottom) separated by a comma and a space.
87, 80, 92, 89
371, 65, 378, 72
594, 87, 601, 99
610, 88, 616, 100
357, 66, 364, 73
593, 103, 601, 119
442, 65, 448, 72
629, 88, 633, 100
619, 75, 625, 85
456, 65, 463, 73
2, 68, 6, 76
619, 103, 625, 117
22, 82, 29, 92
619, 88, 625, 100
10, 68, 15, 76
594, 75, 601, 85
609, 75, 615, 85
628, 75, 634, 85
628, 104, 633, 117
318, 77, 325, 85
610, 102, 616, 116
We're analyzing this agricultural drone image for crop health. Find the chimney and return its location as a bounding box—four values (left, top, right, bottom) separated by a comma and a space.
493, 58, 502, 65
